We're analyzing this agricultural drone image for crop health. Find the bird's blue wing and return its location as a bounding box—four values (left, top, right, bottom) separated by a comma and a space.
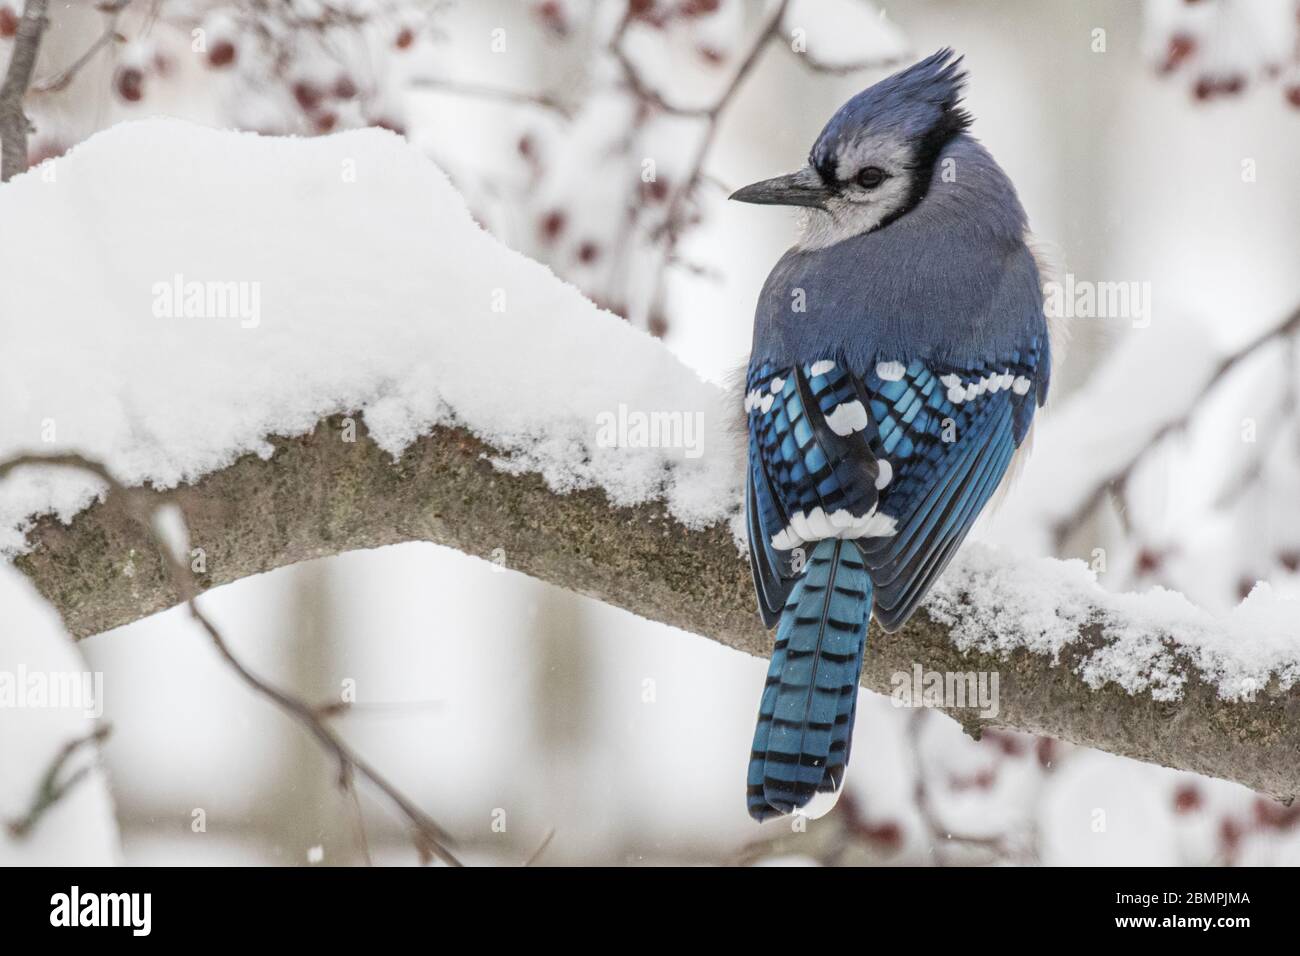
746, 336, 1047, 632
744, 360, 883, 626
857, 348, 1043, 630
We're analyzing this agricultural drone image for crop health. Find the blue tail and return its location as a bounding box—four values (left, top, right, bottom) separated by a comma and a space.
747, 539, 872, 821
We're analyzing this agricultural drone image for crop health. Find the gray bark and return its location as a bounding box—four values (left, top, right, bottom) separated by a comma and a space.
12, 415, 1300, 802
0, 0, 49, 182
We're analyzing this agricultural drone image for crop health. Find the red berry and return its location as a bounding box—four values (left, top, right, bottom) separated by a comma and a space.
517, 134, 535, 158
1279, 550, 1300, 572
680, 0, 719, 15
1254, 797, 1300, 829
313, 111, 337, 134
539, 209, 566, 241
1173, 783, 1201, 814
1160, 33, 1195, 73
1219, 817, 1242, 852
1135, 548, 1161, 575
0, 7, 17, 39
1285, 86, 1300, 109
208, 40, 236, 68
641, 178, 669, 203
577, 241, 600, 264
862, 820, 903, 852
627, 0, 655, 18
648, 313, 669, 338
1193, 76, 1216, 100
535, 1, 567, 35
293, 81, 322, 112
333, 75, 357, 100
115, 66, 144, 102
395, 27, 414, 50
983, 729, 1023, 757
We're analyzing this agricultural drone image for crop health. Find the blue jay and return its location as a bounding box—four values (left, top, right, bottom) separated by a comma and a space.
730, 49, 1050, 821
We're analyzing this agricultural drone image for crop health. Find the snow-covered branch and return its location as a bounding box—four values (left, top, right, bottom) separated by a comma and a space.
3, 121, 1299, 810
10, 413, 1300, 804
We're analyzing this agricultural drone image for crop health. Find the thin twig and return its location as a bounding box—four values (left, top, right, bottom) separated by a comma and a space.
6, 725, 112, 839
522, 827, 556, 866
189, 598, 461, 866
627, 0, 792, 327
660, 0, 793, 219
0, 451, 463, 867
1052, 305, 1300, 549
31, 1, 131, 95
616, 1, 908, 325
0, 0, 51, 181
314, 697, 445, 719
408, 76, 572, 119
341, 767, 374, 867
610, 40, 711, 117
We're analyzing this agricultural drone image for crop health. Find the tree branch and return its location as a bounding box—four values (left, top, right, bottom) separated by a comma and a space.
0, 0, 50, 181
7, 414, 1300, 804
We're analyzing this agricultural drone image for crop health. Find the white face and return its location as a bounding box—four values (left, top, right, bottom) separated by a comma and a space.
796, 133, 917, 251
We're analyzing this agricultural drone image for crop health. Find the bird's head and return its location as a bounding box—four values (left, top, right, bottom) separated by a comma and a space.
730, 48, 971, 248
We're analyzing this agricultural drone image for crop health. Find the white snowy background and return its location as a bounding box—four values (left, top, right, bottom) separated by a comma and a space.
1, 0, 1298, 866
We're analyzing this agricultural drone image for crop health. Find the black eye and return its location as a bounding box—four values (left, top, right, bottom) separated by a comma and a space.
855, 166, 886, 189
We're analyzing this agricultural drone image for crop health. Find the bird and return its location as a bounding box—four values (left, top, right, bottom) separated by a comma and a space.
730, 49, 1051, 822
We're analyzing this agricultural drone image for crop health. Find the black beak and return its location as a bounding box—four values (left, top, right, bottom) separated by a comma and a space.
729, 167, 829, 210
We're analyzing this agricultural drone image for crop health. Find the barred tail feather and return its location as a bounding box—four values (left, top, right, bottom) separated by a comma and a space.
747, 539, 872, 821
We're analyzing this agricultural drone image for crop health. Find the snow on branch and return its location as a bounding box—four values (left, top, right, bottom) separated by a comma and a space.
11, 416, 1300, 803
4, 121, 1300, 804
